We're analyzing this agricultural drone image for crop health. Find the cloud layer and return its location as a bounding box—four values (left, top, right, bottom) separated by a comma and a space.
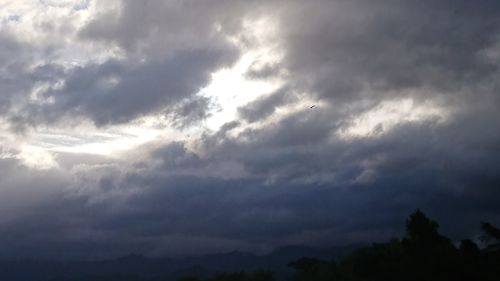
0, 0, 499, 259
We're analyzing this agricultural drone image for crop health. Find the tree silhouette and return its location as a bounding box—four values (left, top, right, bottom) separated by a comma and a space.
403, 209, 451, 248
459, 239, 480, 256
481, 222, 500, 246
287, 210, 500, 281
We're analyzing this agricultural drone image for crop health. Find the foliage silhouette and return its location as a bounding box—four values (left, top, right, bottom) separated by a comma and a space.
194, 270, 275, 281
481, 222, 500, 247
286, 209, 500, 281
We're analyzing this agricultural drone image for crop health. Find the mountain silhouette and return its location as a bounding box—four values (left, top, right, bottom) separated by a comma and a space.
0, 245, 359, 281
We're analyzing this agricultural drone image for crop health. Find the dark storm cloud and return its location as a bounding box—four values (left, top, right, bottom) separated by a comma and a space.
1, 110, 500, 259
167, 95, 214, 128
72, 0, 500, 253
179, 107, 500, 243
2, 0, 258, 128
79, 0, 254, 55
276, 0, 500, 104
231, 0, 500, 126
0, 31, 35, 116
238, 87, 294, 123
3, 0, 500, 127
0, 0, 500, 260
74, 101, 499, 256
29, 48, 236, 126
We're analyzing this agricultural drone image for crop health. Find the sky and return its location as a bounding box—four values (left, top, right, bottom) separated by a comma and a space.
0, 0, 500, 260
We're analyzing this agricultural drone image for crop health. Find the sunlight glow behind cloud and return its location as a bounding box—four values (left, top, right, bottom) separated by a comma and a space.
202, 16, 284, 132
17, 11, 285, 161
18, 145, 58, 169
337, 98, 450, 139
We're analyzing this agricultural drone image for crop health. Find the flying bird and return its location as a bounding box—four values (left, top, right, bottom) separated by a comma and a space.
309, 105, 316, 109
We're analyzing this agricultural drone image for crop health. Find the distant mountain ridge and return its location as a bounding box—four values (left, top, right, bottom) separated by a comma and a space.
0, 245, 360, 281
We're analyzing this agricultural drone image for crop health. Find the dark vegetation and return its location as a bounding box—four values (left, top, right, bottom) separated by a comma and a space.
285, 210, 500, 281
2, 210, 499, 281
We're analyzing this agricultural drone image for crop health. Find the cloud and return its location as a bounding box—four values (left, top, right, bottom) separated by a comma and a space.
0, 0, 499, 260
238, 87, 293, 123
79, 0, 250, 56
1, 0, 250, 129
28, 48, 237, 126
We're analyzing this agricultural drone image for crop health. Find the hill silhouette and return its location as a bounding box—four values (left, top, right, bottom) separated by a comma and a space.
0, 245, 357, 281
1, 210, 498, 281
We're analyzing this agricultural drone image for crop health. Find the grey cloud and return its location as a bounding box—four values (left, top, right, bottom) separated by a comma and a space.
238, 87, 294, 123
79, 0, 256, 56
245, 61, 282, 80
0, 32, 34, 115
274, 0, 500, 106
0, 0, 500, 260
167, 95, 214, 128
29, 48, 237, 126
2, 0, 257, 129
0, 105, 499, 259
152, 142, 205, 170
178, 92, 500, 242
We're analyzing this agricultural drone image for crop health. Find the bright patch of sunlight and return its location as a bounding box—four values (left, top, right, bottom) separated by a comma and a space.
31, 120, 178, 157
18, 145, 58, 169
337, 98, 449, 139
201, 53, 280, 131
202, 16, 284, 131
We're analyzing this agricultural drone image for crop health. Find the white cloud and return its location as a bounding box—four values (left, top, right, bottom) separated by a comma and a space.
337, 98, 450, 139
18, 144, 59, 169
